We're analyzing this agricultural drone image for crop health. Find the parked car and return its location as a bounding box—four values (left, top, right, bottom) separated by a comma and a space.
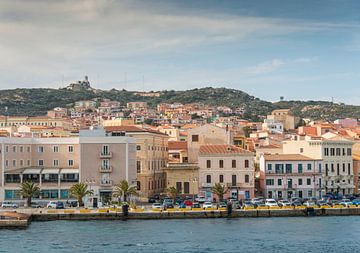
177, 202, 186, 209
203, 202, 213, 209
163, 198, 173, 205
291, 200, 303, 207
243, 202, 256, 209
1, 202, 18, 208
152, 203, 163, 210
218, 202, 227, 208
303, 201, 317, 207
339, 199, 353, 207
163, 203, 174, 209
192, 202, 201, 209
352, 199, 360, 205
184, 200, 193, 207
31, 202, 42, 208
278, 200, 291, 207
196, 197, 206, 203
265, 199, 278, 207
148, 197, 157, 203
251, 198, 265, 206
47, 201, 64, 209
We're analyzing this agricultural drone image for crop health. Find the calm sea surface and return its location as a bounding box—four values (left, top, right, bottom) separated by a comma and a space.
0, 217, 360, 253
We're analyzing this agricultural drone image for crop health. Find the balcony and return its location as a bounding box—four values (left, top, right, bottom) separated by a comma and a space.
226, 183, 254, 188
201, 183, 214, 188
100, 180, 113, 186
99, 166, 113, 173
100, 152, 112, 159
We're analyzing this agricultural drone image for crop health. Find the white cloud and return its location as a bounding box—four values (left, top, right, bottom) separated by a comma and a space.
248, 59, 284, 75
293, 57, 318, 63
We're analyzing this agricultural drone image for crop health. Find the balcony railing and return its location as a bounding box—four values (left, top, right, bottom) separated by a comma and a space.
100, 152, 112, 158
100, 180, 113, 186
226, 183, 254, 188
99, 166, 113, 173
201, 183, 214, 188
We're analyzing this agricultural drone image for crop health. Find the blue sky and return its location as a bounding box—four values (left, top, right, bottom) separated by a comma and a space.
0, 0, 360, 104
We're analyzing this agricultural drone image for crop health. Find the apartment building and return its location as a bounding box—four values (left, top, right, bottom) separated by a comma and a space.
0, 128, 136, 206
105, 126, 168, 199
260, 154, 322, 200
0, 115, 73, 129
266, 109, 299, 131
198, 145, 255, 201
283, 136, 354, 196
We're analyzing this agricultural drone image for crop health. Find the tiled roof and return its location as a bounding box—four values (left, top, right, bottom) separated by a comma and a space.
199, 145, 252, 155
168, 141, 187, 151
104, 125, 166, 135
263, 154, 316, 161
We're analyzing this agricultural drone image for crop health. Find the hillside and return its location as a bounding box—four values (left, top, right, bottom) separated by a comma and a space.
0, 87, 359, 121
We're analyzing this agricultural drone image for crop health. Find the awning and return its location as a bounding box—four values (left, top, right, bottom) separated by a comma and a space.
41, 168, 60, 174
23, 168, 42, 174
60, 169, 79, 174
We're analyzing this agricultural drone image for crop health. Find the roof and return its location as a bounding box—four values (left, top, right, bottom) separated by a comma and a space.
168, 141, 187, 151
199, 145, 253, 155
263, 154, 317, 161
104, 125, 166, 135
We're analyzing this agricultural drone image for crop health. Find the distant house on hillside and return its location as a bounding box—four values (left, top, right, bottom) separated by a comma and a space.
65, 76, 92, 91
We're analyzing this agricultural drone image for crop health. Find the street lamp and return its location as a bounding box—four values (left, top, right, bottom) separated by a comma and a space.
192, 176, 198, 202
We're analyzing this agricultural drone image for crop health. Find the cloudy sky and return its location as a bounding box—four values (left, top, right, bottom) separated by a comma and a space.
1, 0, 360, 104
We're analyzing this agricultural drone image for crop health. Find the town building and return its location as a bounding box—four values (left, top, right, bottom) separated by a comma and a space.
283, 135, 354, 196
0, 128, 136, 206
260, 154, 322, 200
105, 126, 168, 200
266, 109, 299, 131
198, 145, 255, 201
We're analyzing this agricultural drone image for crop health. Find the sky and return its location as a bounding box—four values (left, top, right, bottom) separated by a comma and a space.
1, 0, 360, 104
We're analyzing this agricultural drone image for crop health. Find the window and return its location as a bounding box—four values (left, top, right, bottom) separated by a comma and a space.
324, 148, 329, 156
42, 173, 58, 183
38, 146, 44, 153
331, 163, 334, 173
307, 164, 312, 171
267, 164, 272, 171
245, 160, 249, 168
136, 145, 141, 150
285, 164, 292, 173
348, 163, 351, 175
12, 160, 16, 167
206, 160, 211, 168
336, 148, 341, 156
206, 175, 211, 183
68, 160, 74, 166
219, 160, 224, 168
5, 174, 21, 183
176, 182, 182, 192
60, 173, 79, 182
277, 179, 282, 186
219, 174, 224, 183
19, 146, 24, 153
319, 178, 322, 188
41, 190, 58, 199
298, 164, 303, 173
38, 160, 44, 166
5, 146, 8, 153
27, 159, 31, 166
12, 146, 16, 153
232, 160, 236, 168
27, 146, 31, 152
137, 181, 141, 191
330, 148, 335, 156
53, 146, 59, 152
60, 190, 69, 199
308, 190, 313, 198
68, 145, 74, 153
298, 178, 303, 186
137, 161, 141, 173
347, 148, 352, 156
184, 182, 190, 194
342, 163, 346, 173
300, 148, 303, 153
318, 163, 322, 173
337, 163, 340, 175
53, 160, 59, 166
245, 174, 250, 183
307, 178, 311, 185
20, 160, 23, 166
192, 135, 199, 142
231, 175, 237, 186
266, 179, 274, 186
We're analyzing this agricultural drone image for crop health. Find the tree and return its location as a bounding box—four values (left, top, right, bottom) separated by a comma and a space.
70, 182, 93, 207
113, 180, 138, 203
212, 183, 227, 202
166, 186, 180, 204
20, 181, 40, 207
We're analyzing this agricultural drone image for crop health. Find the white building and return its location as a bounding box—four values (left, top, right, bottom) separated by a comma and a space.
283, 136, 354, 196
260, 154, 322, 200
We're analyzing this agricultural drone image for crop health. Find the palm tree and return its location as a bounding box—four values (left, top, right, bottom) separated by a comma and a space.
70, 182, 93, 207
212, 183, 227, 202
166, 186, 180, 205
20, 181, 40, 207
113, 180, 138, 203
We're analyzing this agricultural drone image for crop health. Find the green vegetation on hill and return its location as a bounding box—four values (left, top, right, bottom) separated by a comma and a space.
0, 87, 358, 121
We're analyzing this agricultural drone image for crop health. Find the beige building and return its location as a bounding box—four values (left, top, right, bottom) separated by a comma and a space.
0, 128, 136, 206
0, 115, 73, 130
267, 109, 299, 131
164, 163, 199, 196
105, 126, 168, 199
187, 124, 232, 163
198, 145, 255, 201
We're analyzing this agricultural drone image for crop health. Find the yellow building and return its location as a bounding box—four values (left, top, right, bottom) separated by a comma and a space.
164, 163, 199, 196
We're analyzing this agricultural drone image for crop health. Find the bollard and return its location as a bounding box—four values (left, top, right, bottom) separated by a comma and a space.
305, 207, 315, 216
122, 204, 129, 217
227, 203, 232, 215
